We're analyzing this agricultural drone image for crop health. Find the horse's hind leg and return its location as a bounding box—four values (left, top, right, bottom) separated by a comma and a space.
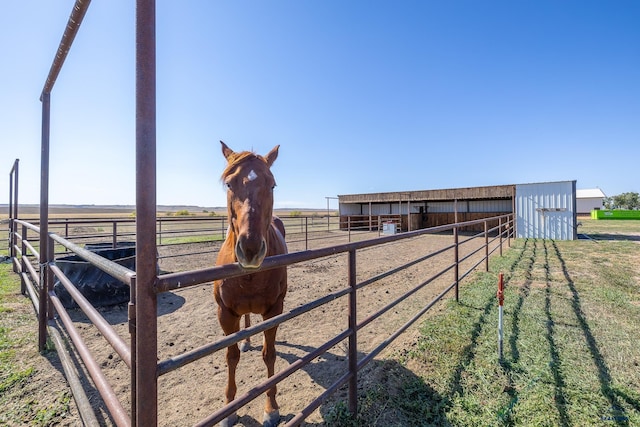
240, 314, 251, 352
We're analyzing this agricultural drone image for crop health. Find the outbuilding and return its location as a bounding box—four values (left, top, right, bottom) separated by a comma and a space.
576, 188, 606, 215
338, 180, 577, 240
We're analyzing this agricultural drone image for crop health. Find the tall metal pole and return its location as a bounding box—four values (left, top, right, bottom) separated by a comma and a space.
38, 0, 92, 352
38, 92, 51, 352
135, 0, 158, 425
347, 249, 358, 416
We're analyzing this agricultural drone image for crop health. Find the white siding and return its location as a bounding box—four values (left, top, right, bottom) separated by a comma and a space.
515, 181, 576, 240
426, 202, 456, 213
340, 203, 362, 215
468, 199, 512, 213
576, 197, 604, 214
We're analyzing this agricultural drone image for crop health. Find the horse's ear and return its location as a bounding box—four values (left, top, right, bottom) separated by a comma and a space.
264, 145, 279, 167
220, 141, 234, 160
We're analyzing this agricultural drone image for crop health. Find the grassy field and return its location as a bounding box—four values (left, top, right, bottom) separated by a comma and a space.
327, 218, 640, 426
0, 259, 72, 425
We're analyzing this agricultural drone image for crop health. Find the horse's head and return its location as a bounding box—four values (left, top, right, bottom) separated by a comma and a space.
220, 141, 279, 269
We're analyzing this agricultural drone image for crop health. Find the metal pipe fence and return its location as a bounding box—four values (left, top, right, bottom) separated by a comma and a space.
8, 214, 381, 261
5, 2, 519, 426
7, 211, 513, 426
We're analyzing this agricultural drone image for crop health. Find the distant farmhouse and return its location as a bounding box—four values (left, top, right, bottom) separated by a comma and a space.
576, 188, 606, 215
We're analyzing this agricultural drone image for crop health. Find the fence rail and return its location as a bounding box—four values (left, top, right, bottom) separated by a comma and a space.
6, 214, 409, 262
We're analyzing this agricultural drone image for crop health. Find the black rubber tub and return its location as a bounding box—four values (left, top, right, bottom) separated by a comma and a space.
53, 244, 136, 309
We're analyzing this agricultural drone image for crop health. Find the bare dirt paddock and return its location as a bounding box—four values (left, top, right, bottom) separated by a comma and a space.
64, 230, 494, 426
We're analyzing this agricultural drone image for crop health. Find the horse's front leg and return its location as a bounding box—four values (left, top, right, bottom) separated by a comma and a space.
218, 307, 241, 427
261, 300, 284, 427
262, 325, 279, 427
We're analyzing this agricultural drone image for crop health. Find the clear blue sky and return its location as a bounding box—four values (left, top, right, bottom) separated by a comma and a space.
1, 1, 639, 209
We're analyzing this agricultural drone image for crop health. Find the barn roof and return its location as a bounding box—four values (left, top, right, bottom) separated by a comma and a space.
338, 184, 515, 204
576, 188, 606, 199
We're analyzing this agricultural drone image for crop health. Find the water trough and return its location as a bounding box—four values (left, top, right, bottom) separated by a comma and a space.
53, 243, 136, 309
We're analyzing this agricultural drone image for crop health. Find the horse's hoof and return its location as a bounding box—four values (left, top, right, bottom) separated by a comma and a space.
263, 409, 280, 427
239, 340, 250, 352
219, 412, 238, 427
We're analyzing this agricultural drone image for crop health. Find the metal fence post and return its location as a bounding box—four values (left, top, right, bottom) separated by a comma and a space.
112, 221, 118, 249
20, 225, 27, 295
348, 249, 358, 417
454, 226, 459, 302
38, 91, 51, 352
484, 220, 489, 272
9, 159, 18, 272
135, 1, 158, 425
497, 273, 504, 361
499, 217, 503, 257
129, 276, 137, 427
47, 237, 55, 321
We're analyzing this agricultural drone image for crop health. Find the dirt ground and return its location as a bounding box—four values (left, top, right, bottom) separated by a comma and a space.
28, 230, 494, 426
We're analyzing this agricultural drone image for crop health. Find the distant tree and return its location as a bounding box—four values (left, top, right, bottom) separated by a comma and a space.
175, 210, 191, 216
606, 192, 640, 210
289, 210, 302, 217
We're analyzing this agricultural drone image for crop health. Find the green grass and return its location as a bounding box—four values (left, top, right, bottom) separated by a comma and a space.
327, 219, 640, 426
578, 217, 640, 235
158, 233, 225, 245
0, 261, 73, 426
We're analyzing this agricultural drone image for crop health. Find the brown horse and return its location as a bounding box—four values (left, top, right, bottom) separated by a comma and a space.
214, 141, 288, 427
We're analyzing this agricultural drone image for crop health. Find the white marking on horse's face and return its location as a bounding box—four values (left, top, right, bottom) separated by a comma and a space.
247, 170, 258, 181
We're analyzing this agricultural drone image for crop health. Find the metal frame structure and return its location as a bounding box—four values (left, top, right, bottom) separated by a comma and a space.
9, 1, 515, 426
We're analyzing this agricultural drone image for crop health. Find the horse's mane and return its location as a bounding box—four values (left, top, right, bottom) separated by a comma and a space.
220, 151, 268, 181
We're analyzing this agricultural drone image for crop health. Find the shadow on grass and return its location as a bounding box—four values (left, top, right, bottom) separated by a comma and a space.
542, 240, 571, 427
579, 233, 640, 242
496, 239, 537, 425
552, 240, 639, 424
441, 240, 538, 423
498, 238, 639, 426
271, 341, 451, 427
496, 239, 572, 426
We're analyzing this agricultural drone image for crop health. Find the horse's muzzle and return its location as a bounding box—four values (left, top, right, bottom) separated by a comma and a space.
235, 236, 267, 269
